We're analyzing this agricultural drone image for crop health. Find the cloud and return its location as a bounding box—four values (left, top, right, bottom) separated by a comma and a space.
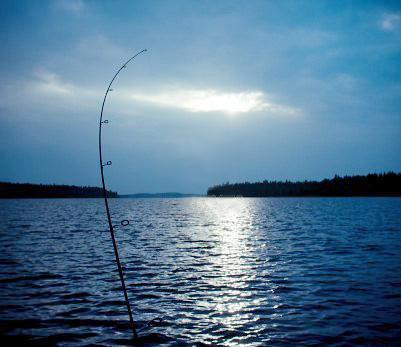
380, 13, 401, 31
130, 89, 301, 116
334, 73, 360, 92
0, 70, 100, 117
56, 0, 85, 12
292, 29, 338, 48
75, 34, 128, 59
33, 70, 75, 95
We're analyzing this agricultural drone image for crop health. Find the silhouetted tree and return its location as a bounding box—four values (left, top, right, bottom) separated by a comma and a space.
0, 182, 118, 198
207, 172, 401, 197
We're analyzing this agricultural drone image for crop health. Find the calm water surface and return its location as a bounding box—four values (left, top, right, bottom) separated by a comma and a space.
0, 197, 400, 346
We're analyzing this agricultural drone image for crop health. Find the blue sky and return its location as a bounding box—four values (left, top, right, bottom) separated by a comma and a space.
1, 0, 400, 194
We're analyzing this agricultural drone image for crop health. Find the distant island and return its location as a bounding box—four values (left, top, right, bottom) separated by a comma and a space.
0, 182, 118, 199
0, 182, 201, 199
207, 172, 401, 197
120, 192, 203, 198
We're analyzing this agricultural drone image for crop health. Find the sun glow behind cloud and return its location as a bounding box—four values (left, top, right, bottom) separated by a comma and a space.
22, 68, 302, 118
24, 71, 300, 117
131, 89, 301, 116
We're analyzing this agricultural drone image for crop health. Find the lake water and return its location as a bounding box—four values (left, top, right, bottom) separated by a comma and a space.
0, 197, 400, 346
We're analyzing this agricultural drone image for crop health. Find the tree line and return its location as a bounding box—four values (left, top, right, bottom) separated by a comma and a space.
0, 182, 118, 198
207, 172, 401, 197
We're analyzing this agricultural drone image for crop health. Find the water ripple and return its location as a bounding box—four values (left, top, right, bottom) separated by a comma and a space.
0, 197, 400, 346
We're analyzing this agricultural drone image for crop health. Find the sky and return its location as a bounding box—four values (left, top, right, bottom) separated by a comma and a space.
0, 0, 400, 194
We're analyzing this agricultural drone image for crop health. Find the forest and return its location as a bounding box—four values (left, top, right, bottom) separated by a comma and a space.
207, 172, 401, 197
0, 182, 118, 198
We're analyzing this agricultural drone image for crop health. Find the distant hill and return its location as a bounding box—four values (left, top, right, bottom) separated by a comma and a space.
120, 192, 203, 198
207, 172, 401, 197
0, 182, 118, 198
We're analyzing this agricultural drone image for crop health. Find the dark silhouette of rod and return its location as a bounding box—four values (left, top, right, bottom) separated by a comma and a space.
98, 49, 147, 339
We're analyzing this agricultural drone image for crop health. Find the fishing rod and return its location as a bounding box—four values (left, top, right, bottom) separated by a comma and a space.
99, 49, 147, 339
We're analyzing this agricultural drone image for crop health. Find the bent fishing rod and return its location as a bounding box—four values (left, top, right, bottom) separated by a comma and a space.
99, 49, 147, 339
